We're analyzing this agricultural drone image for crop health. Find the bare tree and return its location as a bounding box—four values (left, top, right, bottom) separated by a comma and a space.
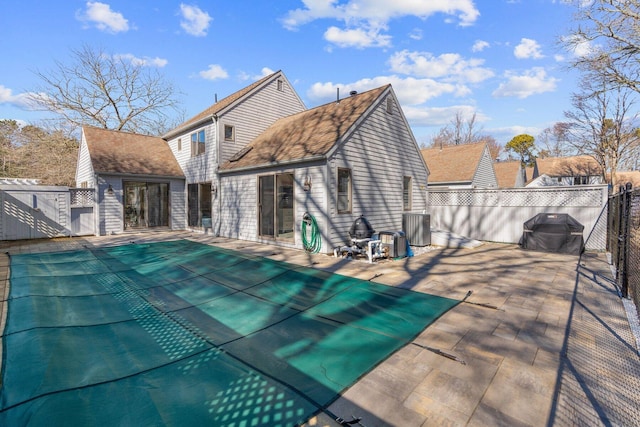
28, 45, 182, 135
564, 73, 640, 185
564, 0, 640, 94
537, 122, 573, 158
430, 111, 502, 159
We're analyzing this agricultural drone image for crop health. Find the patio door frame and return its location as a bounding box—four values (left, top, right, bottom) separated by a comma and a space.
123, 181, 169, 230
258, 172, 294, 241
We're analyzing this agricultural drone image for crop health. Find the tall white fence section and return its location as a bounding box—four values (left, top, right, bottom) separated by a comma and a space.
427, 185, 609, 250
0, 186, 95, 241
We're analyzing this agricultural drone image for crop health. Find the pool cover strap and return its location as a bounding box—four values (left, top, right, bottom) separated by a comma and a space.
0, 240, 458, 426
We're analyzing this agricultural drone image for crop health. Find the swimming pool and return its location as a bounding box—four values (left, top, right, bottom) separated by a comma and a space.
1, 239, 458, 426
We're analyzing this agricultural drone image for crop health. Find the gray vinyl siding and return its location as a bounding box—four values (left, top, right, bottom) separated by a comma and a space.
473, 147, 498, 188
169, 179, 186, 230
219, 78, 305, 163
75, 137, 95, 187
218, 174, 257, 240
96, 175, 122, 236
167, 122, 216, 184
327, 94, 429, 249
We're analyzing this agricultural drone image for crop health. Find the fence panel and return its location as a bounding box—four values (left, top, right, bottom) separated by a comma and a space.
609, 184, 640, 310
427, 186, 609, 250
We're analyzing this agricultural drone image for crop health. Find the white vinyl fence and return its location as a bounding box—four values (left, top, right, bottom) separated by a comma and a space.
427, 185, 609, 250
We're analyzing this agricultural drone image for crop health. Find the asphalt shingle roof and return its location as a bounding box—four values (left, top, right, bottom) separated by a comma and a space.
421, 142, 487, 184
83, 126, 184, 177
219, 85, 388, 171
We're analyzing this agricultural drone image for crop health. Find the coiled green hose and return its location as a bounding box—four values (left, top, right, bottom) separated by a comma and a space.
301, 212, 322, 253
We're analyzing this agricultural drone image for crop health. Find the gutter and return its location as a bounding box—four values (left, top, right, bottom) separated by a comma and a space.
217, 154, 327, 175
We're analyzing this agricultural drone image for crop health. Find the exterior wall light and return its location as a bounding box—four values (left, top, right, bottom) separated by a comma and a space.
303, 176, 312, 192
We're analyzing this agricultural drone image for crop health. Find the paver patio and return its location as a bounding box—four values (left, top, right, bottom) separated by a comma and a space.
1, 231, 639, 426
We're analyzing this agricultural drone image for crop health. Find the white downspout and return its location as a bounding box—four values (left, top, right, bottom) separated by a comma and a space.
213, 113, 222, 236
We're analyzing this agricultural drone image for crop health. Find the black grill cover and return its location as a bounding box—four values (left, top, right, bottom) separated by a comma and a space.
519, 213, 584, 255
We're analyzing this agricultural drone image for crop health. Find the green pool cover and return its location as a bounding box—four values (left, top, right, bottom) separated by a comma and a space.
0, 240, 458, 426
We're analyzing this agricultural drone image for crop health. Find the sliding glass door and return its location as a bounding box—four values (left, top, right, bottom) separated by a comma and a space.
258, 173, 294, 240
124, 182, 168, 229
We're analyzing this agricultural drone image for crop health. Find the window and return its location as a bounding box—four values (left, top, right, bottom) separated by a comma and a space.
573, 176, 589, 185
403, 176, 412, 211
337, 168, 352, 214
191, 130, 205, 157
224, 125, 235, 142
177, 138, 182, 151
277, 79, 284, 92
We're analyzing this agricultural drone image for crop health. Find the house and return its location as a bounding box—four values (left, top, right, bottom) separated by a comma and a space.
421, 142, 497, 188
75, 126, 186, 235
493, 160, 527, 188
216, 85, 429, 252
76, 72, 430, 253
162, 70, 306, 230
527, 155, 603, 187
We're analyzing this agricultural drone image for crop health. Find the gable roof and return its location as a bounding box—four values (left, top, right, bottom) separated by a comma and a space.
611, 170, 640, 188
219, 85, 389, 171
535, 155, 602, 178
164, 71, 285, 139
83, 126, 184, 177
421, 142, 488, 184
493, 160, 525, 188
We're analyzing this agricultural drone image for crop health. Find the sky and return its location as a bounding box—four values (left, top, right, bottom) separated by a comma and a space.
0, 0, 584, 147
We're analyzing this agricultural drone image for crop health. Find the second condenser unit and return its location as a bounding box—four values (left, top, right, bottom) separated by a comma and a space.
402, 213, 431, 246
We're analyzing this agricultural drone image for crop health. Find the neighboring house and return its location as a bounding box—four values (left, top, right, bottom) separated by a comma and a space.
527, 155, 603, 187
76, 126, 186, 236
162, 70, 306, 230
216, 85, 429, 253
75, 72, 429, 253
493, 160, 527, 188
421, 142, 497, 188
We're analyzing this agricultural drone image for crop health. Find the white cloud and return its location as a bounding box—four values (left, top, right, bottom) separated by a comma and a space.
324, 26, 391, 48
199, 64, 228, 80
179, 4, 212, 37
388, 50, 494, 84
561, 34, 596, 58
307, 75, 459, 106
514, 38, 544, 59
472, 40, 489, 52
403, 104, 487, 127
409, 28, 423, 40
77, 2, 130, 33
0, 85, 41, 110
114, 54, 168, 67
492, 67, 558, 98
282, 0, 479, 48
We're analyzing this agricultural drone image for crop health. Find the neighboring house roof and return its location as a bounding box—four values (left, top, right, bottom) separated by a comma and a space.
611, 170, 640, 188
420, 142, 489, 184
535, 155, 602, 178
83, 126, 184, 177
219, 85, 389, 171
164, 71, 291, 139
493, 160, 525, 188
